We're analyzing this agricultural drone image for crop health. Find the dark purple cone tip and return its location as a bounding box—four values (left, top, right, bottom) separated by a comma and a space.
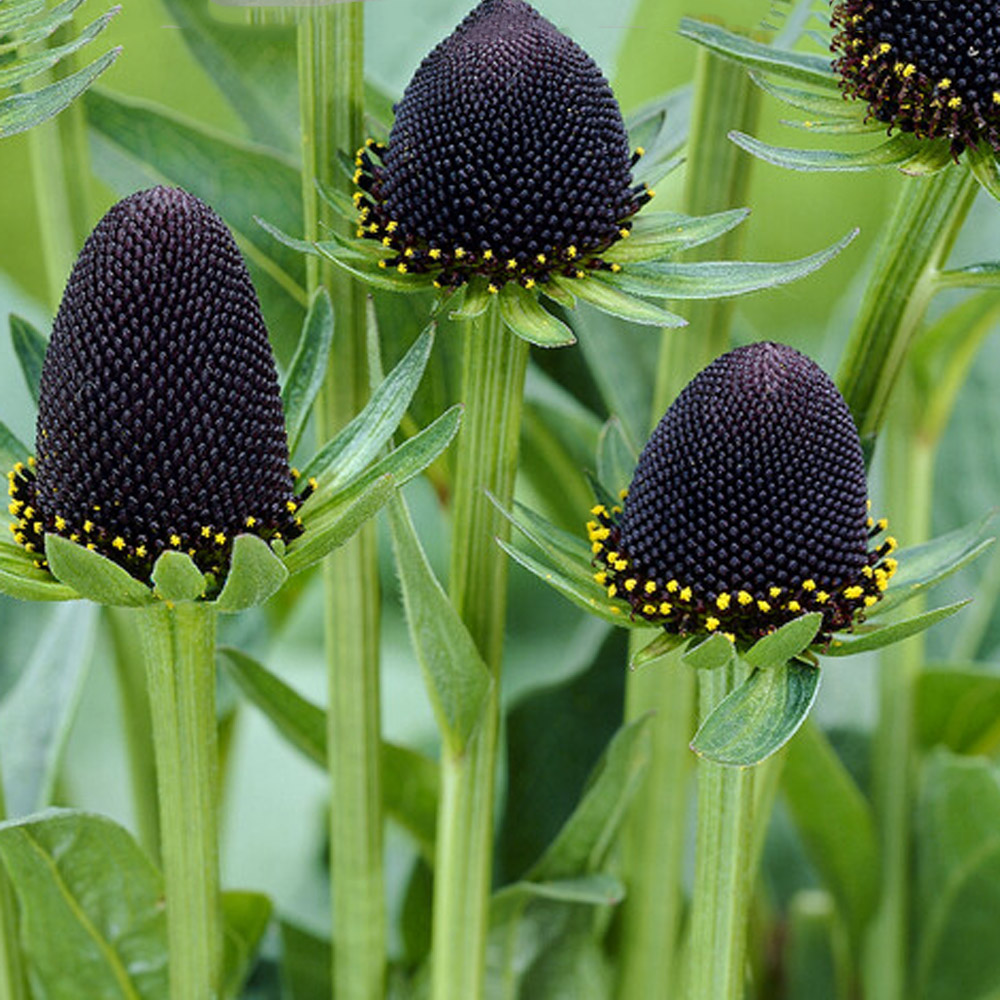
352, 0, 651, 291
832, 0, 1000, 157
7, 186, 304, 589
587, 342, 898, 646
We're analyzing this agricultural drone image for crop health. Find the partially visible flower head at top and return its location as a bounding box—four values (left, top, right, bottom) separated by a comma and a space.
588, 342, 897, 646
7, 186, 305, 589
353, 0, 652, 293
832, 0, 1000, 157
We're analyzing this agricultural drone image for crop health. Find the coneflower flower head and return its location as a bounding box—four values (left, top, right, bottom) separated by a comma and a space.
8, 186, 303, 586
354, 0, 650, 291
587, 343, 897, 645
832, 0, 1000, 156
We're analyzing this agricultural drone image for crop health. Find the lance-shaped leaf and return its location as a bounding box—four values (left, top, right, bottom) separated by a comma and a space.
281, 288, 334, 457
728, 130, 924, 172
603, 207, 749, 264
551, 275, 686, 328
824, 602, 969, 656
691, 660, 821, 766
388, 496, 493, 754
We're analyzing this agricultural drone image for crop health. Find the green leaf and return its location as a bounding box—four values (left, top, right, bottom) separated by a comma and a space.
744, 613, 823, 670
691, 660, 821, 766
728, 130, 921, 172
552, 274, 686, 327
915, 750, 1000, 1000
281, 921, 332, 1000
498, 873, 624, 908
528, 715, 652, 880
0, 604, 97, 816
303, 405, 462, 523
0, 8, 117, 90
449, 277, 492, 320
315, 245, 439, 293
9, 314, 46, 405
299, 327, 434, 487
213, 534, 288, 612
218, 647, 440, 861
781, 720, 879, 944
748, 72, 871, 120
0, 420, 29, 472
284, 475, 396, 575
0, 48, 119, 139
595, 417, 637, 499
45, 535, 154, 607
0, 0, 45, 36
824, 601, 969, 656
0, 810, 168, 999
917, 667, 1000, 756
387, 496, 493, 754
967, 143, 1000, 202
682, 632, 736, 671
85, 89, 307, 309
498, 283, 576, 348
151, 551, 206, 603
0, 0, 92, 49
874, 513, 996, 617
605, 207, 749, 263
494, 498, 594, 581
282, 289, 334, 457
677, 18, 838, 88
221, 891, 272, 999
0, 562, 76, 602
629, 630, 688, 670
603, 229, 858, 299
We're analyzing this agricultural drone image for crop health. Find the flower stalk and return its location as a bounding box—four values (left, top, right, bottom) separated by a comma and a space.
432, 304, 529, 1000
138, 602, 221, 1000
619, 50, 760, 1000
296, 9, 386, 1000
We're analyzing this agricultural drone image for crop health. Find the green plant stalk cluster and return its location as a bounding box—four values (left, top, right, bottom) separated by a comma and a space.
432, 305, 528, 1000
297, 9, 386, 1000
619, 49, 761, 1000
138, 602, 221, 1000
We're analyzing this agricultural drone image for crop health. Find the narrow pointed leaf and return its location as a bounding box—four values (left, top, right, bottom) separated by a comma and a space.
492, 496, 595, 581
9, 314, 46, 405
677, 18, 838, 88
499, 874, 624, 907
0, 48, 119, 139
749, 72, 869, 119
0, 0, 45, 35
745, 613, 823, 669
0, 810, 168, 998
691, 660, 821, 766
388, 496, 492, 754
605, 207, 749, 263
282, 288, 334, 457
554, 275, 686, 327
0, 420, 29, 473
151, 550, 206, 603
299, 327, 434, 487
316, 246, 438, 293
45, 535, 153, 607
596, 417, 637, 498
682, 632, 736, 671
729, 130, 919, 172
603, 230, 857, 299
499, 282, 576, 347
0, 0, 88, 48
825, 602, 969, 656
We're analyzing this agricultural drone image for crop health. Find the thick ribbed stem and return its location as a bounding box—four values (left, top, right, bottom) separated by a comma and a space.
687, 662, 755, 1000
138, 603, 221, 1000
864, 386, 934, 1000
297, 10, 385, 1000
836, 168, 977, 454
431, 305, 529, 1000
618, 49, 760, 1000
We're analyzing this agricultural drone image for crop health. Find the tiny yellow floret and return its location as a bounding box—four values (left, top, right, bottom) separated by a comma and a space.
737, 590, 753, 606
716, 593, 731, 611
705, 617, 720, 631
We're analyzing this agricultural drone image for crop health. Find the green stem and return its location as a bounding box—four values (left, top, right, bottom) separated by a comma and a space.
431, 304, 529, 1000
0, 768, 27, 1000
296, 11, 385, 1000
138, 602, 221, 1000
619, 50, 760, 1000
836, 168, 977, 453
687, 662, 755, 1000
864, 390, 934, 1000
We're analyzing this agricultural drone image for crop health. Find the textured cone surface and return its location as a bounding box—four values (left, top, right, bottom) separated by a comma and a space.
588, 343, 896, 644
832, 0, 1000, 154
355, 0, 646, 288
17, 186, 300, 583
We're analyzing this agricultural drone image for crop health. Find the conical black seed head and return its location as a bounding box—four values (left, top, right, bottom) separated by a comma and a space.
587, 343, 897, 644
9, 186, 302, 586
354, 0, 648, 289
832, 0, 1000, 156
